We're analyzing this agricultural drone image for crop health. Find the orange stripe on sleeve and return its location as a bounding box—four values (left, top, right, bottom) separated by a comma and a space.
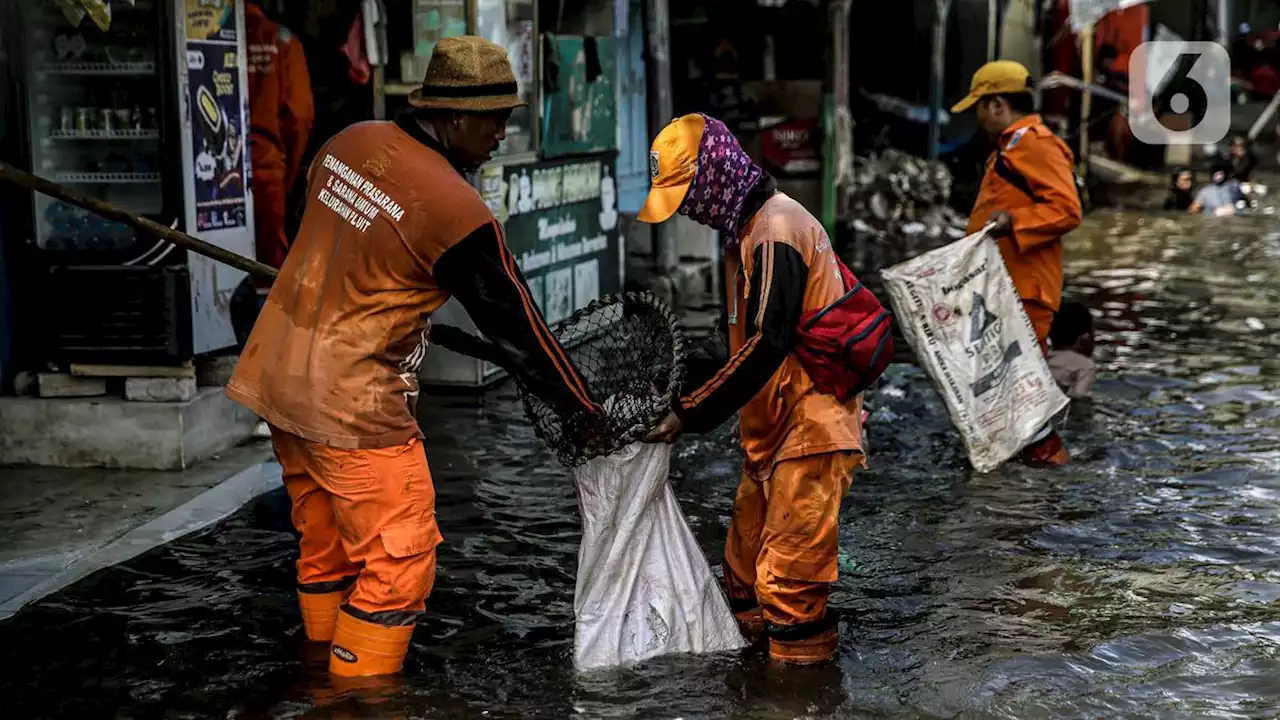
492, 221, 597, 410
681, 335, 761, 408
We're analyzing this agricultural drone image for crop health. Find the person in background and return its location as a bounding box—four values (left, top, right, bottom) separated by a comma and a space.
226, 37, 601, 679
1188, 162, 1244, 216
1048, 302, 1098, 401
639, 113, 865, 666
1163, 168, 1195, 211
950, 60, 1083, 467
246, 0, 314, 276
1227, 136, 1257, 182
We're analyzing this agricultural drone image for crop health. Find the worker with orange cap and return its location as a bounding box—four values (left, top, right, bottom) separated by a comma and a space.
245, 0, 314, 275
640, 113, 864, 666
951, 60, 1083, 466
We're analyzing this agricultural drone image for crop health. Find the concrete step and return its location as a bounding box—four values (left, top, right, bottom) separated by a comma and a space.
0, 387, 259, 470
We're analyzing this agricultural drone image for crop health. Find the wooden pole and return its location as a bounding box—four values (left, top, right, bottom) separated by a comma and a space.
1079, 23, 1094, 180
644, 0, 677, 274
928, 0, 952, 159
0, 161, 515, 362
988, 0, 998, 61
0, 162, 279, 280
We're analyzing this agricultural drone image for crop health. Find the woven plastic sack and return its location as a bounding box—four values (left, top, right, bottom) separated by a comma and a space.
572, 441, 746, 671
881, 227, 1069, 472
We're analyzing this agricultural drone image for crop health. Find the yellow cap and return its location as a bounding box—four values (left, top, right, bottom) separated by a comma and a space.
951, 61, 1032, 113
637, 114, 706, 224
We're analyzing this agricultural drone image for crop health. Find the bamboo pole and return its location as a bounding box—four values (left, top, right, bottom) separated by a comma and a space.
1079, 24, 1094, 180
0, 162, 279, 281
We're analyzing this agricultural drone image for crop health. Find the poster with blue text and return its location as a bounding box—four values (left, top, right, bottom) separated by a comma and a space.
185, 0, 246, 231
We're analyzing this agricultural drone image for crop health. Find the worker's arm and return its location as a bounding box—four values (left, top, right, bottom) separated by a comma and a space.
278, 29, 315, 192
1069, 364, 1097, 400
674, 241, 807, 434
433, 220, 602, 417
1002, 136, 1083, 252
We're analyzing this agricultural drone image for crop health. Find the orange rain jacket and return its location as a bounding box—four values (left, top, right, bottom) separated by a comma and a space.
966, 114, 1083, 316
246, 3, 314, 191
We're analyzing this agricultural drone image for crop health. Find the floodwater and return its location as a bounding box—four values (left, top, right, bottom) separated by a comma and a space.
4, 209, 1280, 719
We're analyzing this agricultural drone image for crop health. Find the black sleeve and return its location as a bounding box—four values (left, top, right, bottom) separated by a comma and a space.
433, 221, 601, 416
674, 241, 808, 434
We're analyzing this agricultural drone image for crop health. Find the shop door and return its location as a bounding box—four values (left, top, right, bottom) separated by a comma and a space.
615, 0, 649, 214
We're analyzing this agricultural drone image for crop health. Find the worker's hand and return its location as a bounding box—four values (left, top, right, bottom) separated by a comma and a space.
987, 211, 1013, 237
643, 411, 684, 444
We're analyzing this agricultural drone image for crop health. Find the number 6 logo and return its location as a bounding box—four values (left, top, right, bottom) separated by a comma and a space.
1128, 41, 1231, 146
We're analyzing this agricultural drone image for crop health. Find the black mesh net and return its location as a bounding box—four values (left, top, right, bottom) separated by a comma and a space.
513, 292, 688, 468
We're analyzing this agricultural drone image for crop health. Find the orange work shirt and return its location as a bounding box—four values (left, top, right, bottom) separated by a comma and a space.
246, 3, 314, 190
966, 114, 1083, 312
681, 193, 863, 479
226, 118, 597, 449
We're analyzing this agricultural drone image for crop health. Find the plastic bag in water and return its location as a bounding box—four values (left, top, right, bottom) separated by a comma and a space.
572, 442, 746, 671
881, 228, 1070, 472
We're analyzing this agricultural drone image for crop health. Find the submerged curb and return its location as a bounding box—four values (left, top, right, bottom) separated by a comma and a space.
0, 460, 283, 620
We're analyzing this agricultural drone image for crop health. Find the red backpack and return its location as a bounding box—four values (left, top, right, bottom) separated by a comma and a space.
793, 258, 894, 402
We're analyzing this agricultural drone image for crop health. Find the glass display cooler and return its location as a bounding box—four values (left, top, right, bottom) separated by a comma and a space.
8, 0, 255, 366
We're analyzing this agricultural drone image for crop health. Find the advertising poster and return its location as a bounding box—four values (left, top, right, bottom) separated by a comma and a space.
185, 0, 247, 232
479, 154, 622, 379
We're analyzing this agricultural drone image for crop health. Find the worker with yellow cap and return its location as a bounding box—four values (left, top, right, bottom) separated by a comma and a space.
639, 113, 865, 665
952, 60, 1083, 467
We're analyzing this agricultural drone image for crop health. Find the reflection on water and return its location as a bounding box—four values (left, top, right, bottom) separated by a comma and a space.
4, 210, 1280, 718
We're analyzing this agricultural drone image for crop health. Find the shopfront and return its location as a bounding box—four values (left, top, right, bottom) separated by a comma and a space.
370, 0, 642, 388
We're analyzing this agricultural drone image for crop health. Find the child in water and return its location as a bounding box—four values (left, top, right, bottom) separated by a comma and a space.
1048, 302, 1097, 400
1163, 168, 1195, 211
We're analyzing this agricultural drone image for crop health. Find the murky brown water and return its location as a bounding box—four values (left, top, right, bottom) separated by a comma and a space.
3, 208, 1280, 718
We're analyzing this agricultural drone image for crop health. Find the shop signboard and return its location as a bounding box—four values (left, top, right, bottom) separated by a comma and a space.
475, 154, 623, 380
184, 0, 247, 232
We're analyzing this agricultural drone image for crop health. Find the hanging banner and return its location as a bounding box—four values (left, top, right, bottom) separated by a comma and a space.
478, 154, 623, 379
1068, 0, 1151, 31
185, 0, 247, 232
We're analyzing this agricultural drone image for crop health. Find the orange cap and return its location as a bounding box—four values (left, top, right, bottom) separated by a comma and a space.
638, 114, 707, 224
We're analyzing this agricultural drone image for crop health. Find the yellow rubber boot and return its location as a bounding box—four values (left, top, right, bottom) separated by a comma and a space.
298, 590, 348, 643
329, 612, 415, 677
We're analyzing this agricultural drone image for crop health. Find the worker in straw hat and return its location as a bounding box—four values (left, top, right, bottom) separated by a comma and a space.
226, 36, 601, 678
951, 60, 1082, 467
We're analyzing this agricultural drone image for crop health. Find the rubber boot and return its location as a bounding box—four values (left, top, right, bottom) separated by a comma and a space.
298, 590, 350, 643
329, 611, 415, 677
768, 626, 839, 665
1019, 430, 1070, 467
734, 607, 765, 643
767, 615, 840, 666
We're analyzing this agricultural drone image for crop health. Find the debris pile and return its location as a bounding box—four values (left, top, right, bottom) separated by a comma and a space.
841, 149, 968, 274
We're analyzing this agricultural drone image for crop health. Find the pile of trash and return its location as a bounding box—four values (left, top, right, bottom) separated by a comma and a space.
841, 149, 968, 274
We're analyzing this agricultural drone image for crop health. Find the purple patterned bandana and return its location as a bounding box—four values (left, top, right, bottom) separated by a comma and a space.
677, 114, 764, 245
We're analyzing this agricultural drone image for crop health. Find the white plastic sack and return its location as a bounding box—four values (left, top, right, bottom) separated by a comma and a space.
882, 228, 1070, 472
572, 441, 746, 671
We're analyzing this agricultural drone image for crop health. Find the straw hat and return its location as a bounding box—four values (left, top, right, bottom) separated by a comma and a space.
408, 36, 526, 112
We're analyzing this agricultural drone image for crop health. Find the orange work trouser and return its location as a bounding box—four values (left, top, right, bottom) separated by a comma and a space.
1023, 299, 1054, 357
724, 451, 858, 629
270, 428, 444, 625
252, 168, 289, 282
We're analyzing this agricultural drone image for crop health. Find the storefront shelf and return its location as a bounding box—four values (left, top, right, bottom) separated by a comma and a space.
55, 172, 163, 184
40, 62, 157, 76
50, 130, 160, 141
